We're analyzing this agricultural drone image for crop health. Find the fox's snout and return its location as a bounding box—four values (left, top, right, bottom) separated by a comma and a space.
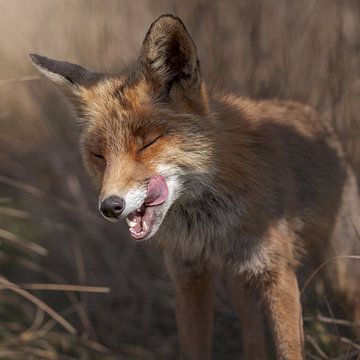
100, 196, 125, 221
98, 175, 174, 240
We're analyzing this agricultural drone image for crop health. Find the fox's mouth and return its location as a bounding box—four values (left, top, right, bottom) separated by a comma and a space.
125, 205, 156, 240
125, 175, 169, 241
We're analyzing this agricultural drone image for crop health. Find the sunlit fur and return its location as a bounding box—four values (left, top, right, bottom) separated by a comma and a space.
30, 14, 360, 360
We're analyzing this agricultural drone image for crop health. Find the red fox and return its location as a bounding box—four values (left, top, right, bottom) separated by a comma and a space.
30, 14, 360, 360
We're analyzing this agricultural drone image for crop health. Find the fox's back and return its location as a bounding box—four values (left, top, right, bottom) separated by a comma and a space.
211, 95, 347, 229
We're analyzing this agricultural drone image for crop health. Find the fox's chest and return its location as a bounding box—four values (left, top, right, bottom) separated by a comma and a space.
156, 193, 269, 272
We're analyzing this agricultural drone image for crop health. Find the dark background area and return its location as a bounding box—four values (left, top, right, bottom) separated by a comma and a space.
1, 1, 360, 358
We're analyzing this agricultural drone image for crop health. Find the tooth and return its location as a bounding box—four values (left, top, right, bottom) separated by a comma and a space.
126, 217, 136, 227
143, 221, 148, 232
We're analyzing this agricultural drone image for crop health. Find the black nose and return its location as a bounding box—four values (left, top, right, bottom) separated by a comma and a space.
100, 196, 125, 219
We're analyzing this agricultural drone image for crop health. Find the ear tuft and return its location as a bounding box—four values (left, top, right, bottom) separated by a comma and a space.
140, 15, 200, 90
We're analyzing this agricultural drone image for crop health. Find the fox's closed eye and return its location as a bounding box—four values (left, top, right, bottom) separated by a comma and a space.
140, 135, 163, 151
90, 152, 104, 159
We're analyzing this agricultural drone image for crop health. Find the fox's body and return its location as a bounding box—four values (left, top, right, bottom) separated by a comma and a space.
30, 15, 360, 360
158, 97, 342, 268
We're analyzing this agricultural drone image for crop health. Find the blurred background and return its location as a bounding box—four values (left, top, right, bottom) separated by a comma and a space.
1, 0, 360, 359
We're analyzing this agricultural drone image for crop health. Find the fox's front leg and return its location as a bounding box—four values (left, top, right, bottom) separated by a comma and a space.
260, 268, 304, 360
165, 255, 214, 360
226, 274, 268, 360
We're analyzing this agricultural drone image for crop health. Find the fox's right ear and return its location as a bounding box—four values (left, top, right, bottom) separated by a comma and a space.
29, 54, 98, 101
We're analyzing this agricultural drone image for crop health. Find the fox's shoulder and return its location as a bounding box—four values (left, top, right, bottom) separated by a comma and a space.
211, 92, 328, 140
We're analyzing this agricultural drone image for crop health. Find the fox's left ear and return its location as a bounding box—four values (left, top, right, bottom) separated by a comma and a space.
29, 54, 98, 103
140, 15, 207, 111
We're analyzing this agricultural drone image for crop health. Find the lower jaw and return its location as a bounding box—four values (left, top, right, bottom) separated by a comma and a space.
129, 227, 153, 241
127, 206, 158, 241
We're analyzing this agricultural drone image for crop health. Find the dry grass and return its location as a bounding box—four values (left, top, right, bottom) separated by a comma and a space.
0, 204, 115, 359
1, 0, 360, 358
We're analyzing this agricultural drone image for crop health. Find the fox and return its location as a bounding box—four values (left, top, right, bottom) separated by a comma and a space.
29, 14, 360, 360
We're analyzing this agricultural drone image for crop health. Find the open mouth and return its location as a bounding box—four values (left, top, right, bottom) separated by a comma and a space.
125, 175, 168, 241
126, 205, 156, 240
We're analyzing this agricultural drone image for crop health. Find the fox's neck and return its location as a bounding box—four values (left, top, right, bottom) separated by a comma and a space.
204, 94, 272, 198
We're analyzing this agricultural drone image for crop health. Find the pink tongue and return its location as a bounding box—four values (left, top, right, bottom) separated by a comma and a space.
144, 175, 168, 206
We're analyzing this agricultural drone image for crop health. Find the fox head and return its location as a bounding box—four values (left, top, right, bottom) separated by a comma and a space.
30, 15, 214, 241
